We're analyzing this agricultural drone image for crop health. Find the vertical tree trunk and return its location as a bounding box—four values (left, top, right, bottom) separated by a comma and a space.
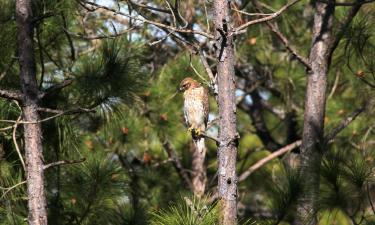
213, 0, 238, 224
16, 0, 48, 224
191, 143, 207, 197
294, 2, 335, 225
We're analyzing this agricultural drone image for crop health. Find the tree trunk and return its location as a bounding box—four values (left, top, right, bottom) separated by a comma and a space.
294, 1, 335, 224
16, 0, 48, 224
191, 143, 207, 197
213, 0, 239, 224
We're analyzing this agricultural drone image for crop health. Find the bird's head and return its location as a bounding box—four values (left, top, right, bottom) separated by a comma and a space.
179, 77, 200, 92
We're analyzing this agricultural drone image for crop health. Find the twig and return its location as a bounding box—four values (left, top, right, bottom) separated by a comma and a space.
36, 25, 45, 89
162, 140, 193, 189
83, 1, 214, 39
203, 0, 210, 33
198, 50, 216, 84
238, 140, 302, 182
327, 2, 363, 60
251, 0, 311, 69
127, 0, 171, 14
61, 13, 76, 61
12, 116, 26, 171
189, 54, 210, 85
207, 118, 219, 129
239, 100, 368, 181
0, 125, 13, 132
0, 89, 22, 101
233, 0, 301, 35
151, 158, 174, 167
43, 158, 86, 170
325, 103, 367, 143
232, 8, 274, 17
0, 108, 95, 124
328, 70, 340, 99
64, 27, 135, 40
0, 181, 27, 199
40, 79, 73, 99
200, 133, 219, 143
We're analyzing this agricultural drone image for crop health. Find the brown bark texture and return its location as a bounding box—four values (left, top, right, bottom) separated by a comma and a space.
16, 0, 48, 224
294, 1, 335, 225
191, 143, 207, 197
213, 0, 239, 224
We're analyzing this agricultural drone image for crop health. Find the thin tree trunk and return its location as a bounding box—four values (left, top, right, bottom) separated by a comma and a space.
294, 1, 335, 224
16, 0, 48, 224
213, 0, 239, 224
191, 143, 207, 197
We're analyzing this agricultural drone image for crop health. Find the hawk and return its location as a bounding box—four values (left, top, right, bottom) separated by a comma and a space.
179, 77, 209, 153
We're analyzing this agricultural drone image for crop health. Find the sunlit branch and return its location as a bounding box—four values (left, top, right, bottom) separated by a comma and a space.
233, 0, 301, 35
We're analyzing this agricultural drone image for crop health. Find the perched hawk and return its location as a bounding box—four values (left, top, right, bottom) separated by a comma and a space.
179, 77, 209, 153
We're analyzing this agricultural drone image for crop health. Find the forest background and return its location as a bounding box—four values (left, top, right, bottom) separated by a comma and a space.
1, 0, 375, 224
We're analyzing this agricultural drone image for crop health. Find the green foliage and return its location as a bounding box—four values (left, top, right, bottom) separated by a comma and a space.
1, 0, 375, 224
150, 195, 218, 225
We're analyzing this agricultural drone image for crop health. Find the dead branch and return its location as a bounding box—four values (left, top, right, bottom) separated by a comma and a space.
0, 181, 27, 199
162, 140, 193, 190
0, 89, 22, 101
233, 0, 301, 35
250, 0, 311, 69
82, 1, 214, 39
238, 140, 302, 182
64, 27, 135, 40
43, 158, 86, 170
325, 102, 368, 143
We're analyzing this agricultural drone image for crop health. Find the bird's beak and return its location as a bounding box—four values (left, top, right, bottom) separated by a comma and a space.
179, 87, 183, 92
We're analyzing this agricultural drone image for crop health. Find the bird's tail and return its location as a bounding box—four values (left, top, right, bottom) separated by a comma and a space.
194, 137, 206, 154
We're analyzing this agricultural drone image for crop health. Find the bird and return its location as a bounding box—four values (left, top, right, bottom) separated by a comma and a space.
179, 77, 209, 153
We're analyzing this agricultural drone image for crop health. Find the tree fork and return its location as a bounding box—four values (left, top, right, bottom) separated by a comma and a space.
16, 0, 48, 224
213, 0, 239, 224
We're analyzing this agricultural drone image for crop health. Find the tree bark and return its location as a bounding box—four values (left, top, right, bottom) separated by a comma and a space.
213, 0, 239, 224
294, 1, 335, 225
16, 0, 48, 224
191, 143, 207, 197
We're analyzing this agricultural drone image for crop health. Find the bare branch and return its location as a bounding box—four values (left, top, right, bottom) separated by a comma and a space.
0, 89, 22, 101
198, 50, 216, 84
82, 1, 214, 39
127, 0, 171, 14
327, 2, 363, 60
325, 102, 368, 143
13, 116, 26, 171
234, 0, 301, 35
265, 23, 310, 69
200, 132, 220, 143
43, 158, 86, 170
61, 13, 76, 61
40, 79, 73, 99
64, 27, 135, 40
1, 107, 95, 124
246, 0, 311, 69
0, 181, 27, 199
162, 140, 193, 190
238, 140, 302, 182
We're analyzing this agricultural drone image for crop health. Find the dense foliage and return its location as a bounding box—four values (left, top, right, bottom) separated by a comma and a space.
0, 0, 375, 224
